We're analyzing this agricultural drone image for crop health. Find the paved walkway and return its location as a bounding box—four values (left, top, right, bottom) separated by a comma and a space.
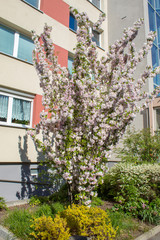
149, 232, 160, 240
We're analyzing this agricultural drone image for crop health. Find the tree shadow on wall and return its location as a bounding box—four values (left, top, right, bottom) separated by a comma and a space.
16, 134, 54, 200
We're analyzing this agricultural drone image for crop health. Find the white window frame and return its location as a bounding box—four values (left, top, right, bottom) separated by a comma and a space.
0, 90, 34, 128
13, 32, 19, 58
0, 24, 34, 63
38, 0, 41, 9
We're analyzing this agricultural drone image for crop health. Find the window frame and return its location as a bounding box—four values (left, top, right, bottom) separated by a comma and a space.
69, 13, 77, 32
0, 24, 34, 64
92, 29, 101, 47
68, 56, 74, 74
89, 0, 101, 10
154, 107, 160, 131
22, 0, 41, 10
0, 91, 34, 128
148, 0, 160, 88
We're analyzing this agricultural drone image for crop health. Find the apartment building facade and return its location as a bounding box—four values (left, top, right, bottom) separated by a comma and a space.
108, 0, 160, 134
0, 0, 160, 202
0, 0, 108, 201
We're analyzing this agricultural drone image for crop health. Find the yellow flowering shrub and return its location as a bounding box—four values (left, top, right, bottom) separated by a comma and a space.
30, 215, 71, 240
60, 204, 117, 240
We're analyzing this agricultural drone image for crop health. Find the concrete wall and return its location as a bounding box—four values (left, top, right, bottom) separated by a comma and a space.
0, 163, 54, 202
107, 0, 152, 131
0, 0, 109, 201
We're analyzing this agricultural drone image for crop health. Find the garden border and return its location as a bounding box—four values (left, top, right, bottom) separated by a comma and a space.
0, 200, 160, 240
135, 225, 160, 240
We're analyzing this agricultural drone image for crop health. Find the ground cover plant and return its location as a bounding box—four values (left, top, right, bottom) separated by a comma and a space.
1, 198, 155, 240
107, 210, 152, 240
29, 6, 160, 205
3, 201, 117, 240
99, 163, 160, 224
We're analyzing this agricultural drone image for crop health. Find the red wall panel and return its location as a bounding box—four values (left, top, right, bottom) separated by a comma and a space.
40, 0, 69, 27
54, 43, 68, 67
32, 44, 68, 127
32, 94, 43, 127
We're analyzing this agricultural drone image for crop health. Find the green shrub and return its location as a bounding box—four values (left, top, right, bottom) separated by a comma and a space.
91, 197, 103, 207
4, 209, 32, 239
49, 183, 69, 203
0, 197, 7, 210
99, 163, 160, 223
34, 204, 53, 218
30, 215, 71, 240
50, 202, 64, 215
29, 196, 41, 206
115, 128, 160, 164
60, 204, 117, 240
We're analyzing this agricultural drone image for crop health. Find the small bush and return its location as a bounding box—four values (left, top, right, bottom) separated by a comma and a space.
34, 204, 53, 218
4, 209, 32, 239
0, 197, 7, 210
50, 202, 64, 215
49, 184, 68, 203
29, 196, 41, 206
91, 197, 103, 207
99, 163, 160, 223
115, 128, 160, 164
30, 215, 71, 240
60, 204, 117, 240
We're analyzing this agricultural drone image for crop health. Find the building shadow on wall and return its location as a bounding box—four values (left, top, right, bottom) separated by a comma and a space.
16, 134, 55, 200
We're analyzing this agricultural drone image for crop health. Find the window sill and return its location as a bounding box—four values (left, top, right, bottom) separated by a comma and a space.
21, 0, 43, 13
0, 52, 34, 65
69, 28, 77, 34
0, 122, 32, 129
86, 0, 104, 13
97, 45, 105, 51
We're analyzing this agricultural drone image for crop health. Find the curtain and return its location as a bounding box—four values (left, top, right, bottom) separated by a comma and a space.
0, 95, 9, 120
12, 98, 31, 123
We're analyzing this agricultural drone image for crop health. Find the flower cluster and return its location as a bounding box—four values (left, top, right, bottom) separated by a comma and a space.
29, 9, 160, 204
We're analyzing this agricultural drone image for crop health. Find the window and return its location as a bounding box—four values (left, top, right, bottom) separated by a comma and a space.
0, 91, 33, 127
92, 29, 101, 47
31, 168, 39, 179
89, 0, 101, 9
148, 0, 160, 88
0, 24, 34, 63
68, 56, 74, 74
154, 108, 160, 130
23, 0, 40, 9
69, 13, 77, 32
